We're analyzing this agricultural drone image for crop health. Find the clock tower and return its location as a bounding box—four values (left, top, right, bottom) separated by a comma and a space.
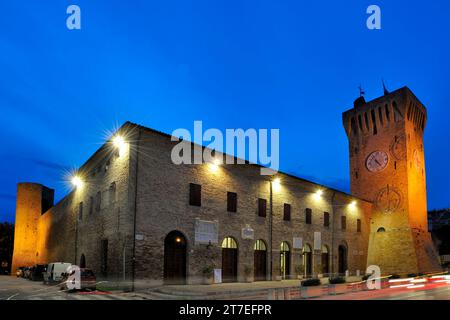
343, 86, 441, 275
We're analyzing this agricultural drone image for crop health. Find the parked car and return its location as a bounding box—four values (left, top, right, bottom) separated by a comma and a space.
60, 268, 97, 291
16, 267, 25, 278
43, 262, 72, 284
30, 264, 47, 281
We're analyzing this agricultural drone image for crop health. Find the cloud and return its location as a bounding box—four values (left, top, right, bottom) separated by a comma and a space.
0, 193, 15, 200
30, 159, 69, 171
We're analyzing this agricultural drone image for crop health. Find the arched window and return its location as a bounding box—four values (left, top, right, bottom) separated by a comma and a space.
254, 240, 267, 281
321, 245, 329, 275
280, 242, 291, 279
280, 241, 290, 252
221, 237, 238, 249
222, 237, 238, 282
254, 239, 267, 251
377, 227, 386, 233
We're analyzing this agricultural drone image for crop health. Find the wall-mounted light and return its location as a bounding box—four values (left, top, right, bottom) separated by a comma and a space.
314, 189, 324, 200
112, 135, 127, 156
349, 200, 357, 210
208, 157, 221, 173
71, 175, 83, 189
272, 178, 281, 192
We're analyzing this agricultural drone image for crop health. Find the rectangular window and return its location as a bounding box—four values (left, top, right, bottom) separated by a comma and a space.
189, 183, 201, 206
283, 203, 291, 221
324, 212, 330, 227
357, 219, 361, 232
95, 191, 101, 212
258, 198, 267, 217
89, 197, 94, 215
341, 216, 347, 230
305, 208, 312, 224
227, 192, 237, 212
78, 202, 83, 221
100, 239, 108, 276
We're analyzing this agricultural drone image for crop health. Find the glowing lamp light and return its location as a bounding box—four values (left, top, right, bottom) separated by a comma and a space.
272, 178, 281, 191
71, 176, 83, 189
349, 200, 357, 210
175, 237, 182, 243
112, 135, 127, 156
314, 189, 324, 200
207, 157, 222, 173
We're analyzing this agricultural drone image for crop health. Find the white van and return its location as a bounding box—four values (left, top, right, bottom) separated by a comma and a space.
43, 262, 72, 284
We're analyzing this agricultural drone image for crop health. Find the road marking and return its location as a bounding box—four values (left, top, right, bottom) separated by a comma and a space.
6, 293, 19, 300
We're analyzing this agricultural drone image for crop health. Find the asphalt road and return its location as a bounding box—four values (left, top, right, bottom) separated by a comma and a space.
0, 275, 143, 300
314, 282, 450, 300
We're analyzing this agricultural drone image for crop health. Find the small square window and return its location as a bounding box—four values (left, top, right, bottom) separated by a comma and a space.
227, 192, 237, 212
357, 219, 361, 232
305, 208, 312, 224
324, 212, 330, 227
258, 198, 267, 217
341, 216, 347, 230
189, 183, 201, 206
283, 203, 291, 221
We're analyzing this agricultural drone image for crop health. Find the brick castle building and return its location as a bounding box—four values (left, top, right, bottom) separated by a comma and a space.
11, 87, 441, 285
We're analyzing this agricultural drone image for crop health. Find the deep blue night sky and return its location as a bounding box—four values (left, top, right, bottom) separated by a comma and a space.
1, 1, 449, 222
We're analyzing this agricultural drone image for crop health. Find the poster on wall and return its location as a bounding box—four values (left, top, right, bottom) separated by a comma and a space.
293, 237, 303, 249
314, 232, 321, 251
194, 219, 219, 245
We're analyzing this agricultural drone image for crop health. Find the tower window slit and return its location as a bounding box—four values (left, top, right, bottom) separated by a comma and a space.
364, 112, 370, 131
371, 109, 377, 135
378, 107, 384, 125
358, 115, 363, 132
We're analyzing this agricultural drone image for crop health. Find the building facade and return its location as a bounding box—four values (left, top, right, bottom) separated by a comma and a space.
343, 86, 441, 275
11, 87, 440, 286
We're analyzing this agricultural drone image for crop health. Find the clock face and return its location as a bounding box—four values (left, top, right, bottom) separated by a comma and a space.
366, 151, 389, 172
413, 149, 421, 169
376, 187, 402, 214
390, 135, 407, 160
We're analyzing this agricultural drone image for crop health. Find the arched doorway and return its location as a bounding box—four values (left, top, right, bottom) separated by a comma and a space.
80, 254, 86, 268
280, 242, 290, 279
303, 244, 312, 277
338, 244, 348, 275
164, 231, 187, 284
254, 240, 267, 281
321, 245, 329, 275
222, 237, 238, 283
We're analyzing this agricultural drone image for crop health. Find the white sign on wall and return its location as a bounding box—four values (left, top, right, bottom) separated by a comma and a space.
293, 237, 303, 249
194, 219, 219, 245
313, 232, 321, 250
241, 225, 254, 240
214, 269, 222, 284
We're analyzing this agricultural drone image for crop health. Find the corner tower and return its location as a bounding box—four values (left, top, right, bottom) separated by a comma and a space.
343, 87, 440, 275
11, 183, 54, 273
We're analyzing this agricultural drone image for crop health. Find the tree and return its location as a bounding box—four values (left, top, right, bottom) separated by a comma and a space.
0, 222, 14, 274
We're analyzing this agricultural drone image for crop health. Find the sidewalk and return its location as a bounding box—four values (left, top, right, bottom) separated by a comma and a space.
134, 276, 363, 300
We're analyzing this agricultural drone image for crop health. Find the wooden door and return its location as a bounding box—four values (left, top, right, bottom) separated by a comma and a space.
222, 248, 238, 282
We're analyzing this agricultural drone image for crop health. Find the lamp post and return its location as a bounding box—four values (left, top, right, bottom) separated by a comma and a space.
269, 179, 273, 281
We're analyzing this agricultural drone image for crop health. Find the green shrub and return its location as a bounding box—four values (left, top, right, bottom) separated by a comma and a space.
328, 276, 346, 284
389, 274, 401, 279
407, 273, 418, 278
301, 278, 321, 287
202, 265, 215, 278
